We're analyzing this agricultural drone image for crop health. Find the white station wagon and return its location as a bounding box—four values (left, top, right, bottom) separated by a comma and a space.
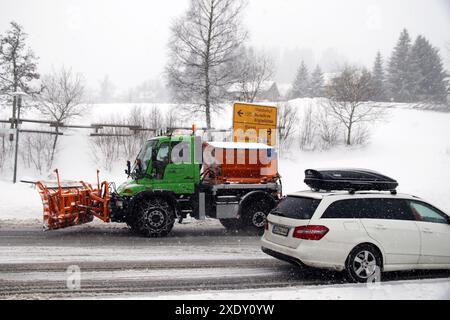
261, 170, 450, 283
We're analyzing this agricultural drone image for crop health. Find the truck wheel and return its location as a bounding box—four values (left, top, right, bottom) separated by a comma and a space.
128, 196, 175, 238
242, 201, 273, 231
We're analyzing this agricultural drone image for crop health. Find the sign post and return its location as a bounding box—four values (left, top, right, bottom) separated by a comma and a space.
232, 102, 278, 146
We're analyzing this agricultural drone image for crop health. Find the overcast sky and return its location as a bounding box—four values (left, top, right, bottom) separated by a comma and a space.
0, 0, 449, 90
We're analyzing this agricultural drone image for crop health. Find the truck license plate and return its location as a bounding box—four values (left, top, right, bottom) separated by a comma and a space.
272, 225, 290, 237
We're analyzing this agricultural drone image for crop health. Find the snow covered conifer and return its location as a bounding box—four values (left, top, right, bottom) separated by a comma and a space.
310, 65, 324, 97
409, 35, 447, 103
0, 21, 40, 126
387, 29, 414, 102
372, 52, 387, 101
290, 61, 310, 99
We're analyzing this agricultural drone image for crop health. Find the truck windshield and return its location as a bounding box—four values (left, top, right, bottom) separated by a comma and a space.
135, 140, 157, 174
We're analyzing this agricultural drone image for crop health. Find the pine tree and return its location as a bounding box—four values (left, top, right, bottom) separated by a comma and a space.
387, 29, 414, 102
0, 21, 40, 127
372, 51, 386, 101
409, 35, 447, 103
290, 61, 310, 99
310, 65, 324, 97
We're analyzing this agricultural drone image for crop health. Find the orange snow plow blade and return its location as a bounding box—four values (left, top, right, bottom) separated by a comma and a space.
36, 169, 110, 231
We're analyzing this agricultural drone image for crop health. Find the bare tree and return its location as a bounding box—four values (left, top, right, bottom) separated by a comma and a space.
0, 21, 40, 127
38, 67, 86, 165
90, 114, 127, 171
149, 106, 164, 130
164, 106, 181, 129
20, 132, 54, 174
298, 105, 316, 150
277, 102, 297, 150
232, 47, 275, 102
314, 102, 341, 149
90, 133, 121, 172
325, 66, 383, 145
89, 107, 167, 171
166, 0, 247, 128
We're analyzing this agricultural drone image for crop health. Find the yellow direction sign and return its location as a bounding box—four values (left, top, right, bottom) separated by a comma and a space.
233, 103, 278, 146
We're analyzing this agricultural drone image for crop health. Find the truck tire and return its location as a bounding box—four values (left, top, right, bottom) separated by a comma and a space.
127, 196, 175, 238
242, 200, 274, 232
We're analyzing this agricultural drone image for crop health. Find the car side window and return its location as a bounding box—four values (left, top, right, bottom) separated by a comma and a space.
368, 198, 415, 221
321, 199, 366, 219
321, 198, 415, 221
408, 201, 449, 225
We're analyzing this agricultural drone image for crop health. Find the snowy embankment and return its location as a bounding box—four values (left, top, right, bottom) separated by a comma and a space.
0, 100, 449, 222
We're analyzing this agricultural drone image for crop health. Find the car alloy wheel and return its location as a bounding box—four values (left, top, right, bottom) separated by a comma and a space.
352, 250, 377, 279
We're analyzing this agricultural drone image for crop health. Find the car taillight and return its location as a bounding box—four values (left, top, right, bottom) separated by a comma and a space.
293, 225, 329, 240
264, 221, 269, 230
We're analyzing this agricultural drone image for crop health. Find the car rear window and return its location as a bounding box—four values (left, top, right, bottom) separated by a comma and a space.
271, 196, 321, 220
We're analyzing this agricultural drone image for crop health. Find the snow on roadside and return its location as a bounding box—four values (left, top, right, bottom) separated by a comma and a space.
123, 278, 450, 300
0, 180, 41, 221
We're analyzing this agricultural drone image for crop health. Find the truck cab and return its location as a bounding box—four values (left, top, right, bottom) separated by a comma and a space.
117, 135, 200, 197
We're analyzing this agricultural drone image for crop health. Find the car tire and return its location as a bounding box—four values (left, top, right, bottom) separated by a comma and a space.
345, 244, 382, 283
128, 196, 175, 238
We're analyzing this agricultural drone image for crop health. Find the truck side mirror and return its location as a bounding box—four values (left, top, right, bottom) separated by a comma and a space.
136, 159, 143, 173
125, 161, 131, 177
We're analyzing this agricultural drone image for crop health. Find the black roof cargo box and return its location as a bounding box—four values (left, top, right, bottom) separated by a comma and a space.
304, 169, 398, 192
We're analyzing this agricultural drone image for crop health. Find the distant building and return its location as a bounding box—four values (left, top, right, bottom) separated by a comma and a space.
227, 81, 281, 102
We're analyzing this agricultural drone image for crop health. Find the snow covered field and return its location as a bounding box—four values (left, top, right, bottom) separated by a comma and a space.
0, 100, 449, 222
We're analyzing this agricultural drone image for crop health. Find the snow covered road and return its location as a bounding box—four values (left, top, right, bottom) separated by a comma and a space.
0, 220, 449, 299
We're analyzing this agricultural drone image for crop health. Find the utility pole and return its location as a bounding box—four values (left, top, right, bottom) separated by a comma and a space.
11, 91, 27, 184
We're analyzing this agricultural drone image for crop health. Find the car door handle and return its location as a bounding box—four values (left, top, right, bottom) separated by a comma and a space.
374, 224, 387, 230
423, 228, 433, 234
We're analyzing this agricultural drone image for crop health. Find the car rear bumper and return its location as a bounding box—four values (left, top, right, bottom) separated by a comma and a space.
261, 236, 346, 272
261, 247, 306, 267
